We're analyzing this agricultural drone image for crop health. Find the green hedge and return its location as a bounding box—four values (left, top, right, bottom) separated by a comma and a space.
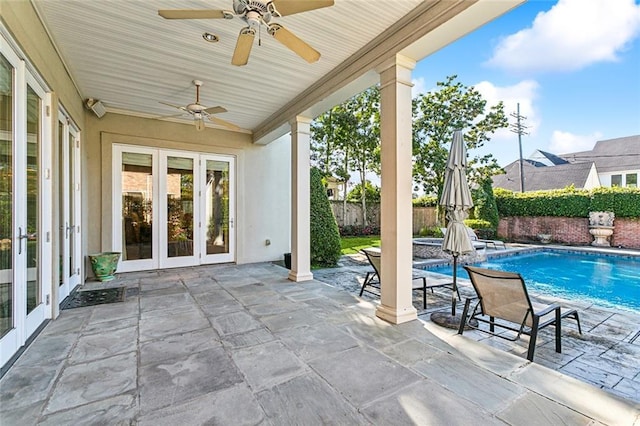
412, 196, 438, 207
495, 186, 640, 218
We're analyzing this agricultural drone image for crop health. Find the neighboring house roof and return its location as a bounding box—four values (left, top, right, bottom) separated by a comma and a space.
561, 135, 640, 173
493, 160, 596, 191
528, 149, 569, 166
493, 135, 639, 192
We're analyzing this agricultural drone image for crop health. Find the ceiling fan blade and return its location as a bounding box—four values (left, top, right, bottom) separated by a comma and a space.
270, 0, 334, 16
204, 106, 227, 115
155, 113, 188, 120
209, 116, 241, 131
268, 24, 320, 63
232, 27, 256, 66
159, 101, 187, 111
158, 9, 226, 19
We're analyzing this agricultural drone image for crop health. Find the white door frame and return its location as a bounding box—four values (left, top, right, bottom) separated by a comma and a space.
57, 112, 81, 303
159, 151, 200, 269
0, 30, 52, 367
23, 72, 51, 337
201, 154, 235, 264
112, 145, 159, 272
113, 145, 235, 271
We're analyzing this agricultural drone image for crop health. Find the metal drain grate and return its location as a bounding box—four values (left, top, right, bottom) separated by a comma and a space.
61, 287, 126, 310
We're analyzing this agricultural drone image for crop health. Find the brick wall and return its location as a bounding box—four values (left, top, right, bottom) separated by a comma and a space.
498, 216, 640, 249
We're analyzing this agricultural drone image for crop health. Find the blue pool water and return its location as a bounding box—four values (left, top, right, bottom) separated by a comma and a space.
428, 250, 640, 311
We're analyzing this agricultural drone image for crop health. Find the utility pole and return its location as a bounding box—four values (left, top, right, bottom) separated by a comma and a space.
510, 103, 529, 192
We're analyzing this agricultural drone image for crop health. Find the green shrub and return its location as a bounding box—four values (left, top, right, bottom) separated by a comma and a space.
346, 181, 380, 202
590, 186, 640, 217
464, 219, 494, 239
412, 196, 438, 207
418, 226, 442, 237
472, 179, 499, 228
494, 186, 640, 218
310, 168, 342, 267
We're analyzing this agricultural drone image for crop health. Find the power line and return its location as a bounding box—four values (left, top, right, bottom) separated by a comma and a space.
509, 103, 529, 192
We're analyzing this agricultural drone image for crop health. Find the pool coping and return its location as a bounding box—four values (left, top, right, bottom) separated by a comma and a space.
413, 243, 640, 269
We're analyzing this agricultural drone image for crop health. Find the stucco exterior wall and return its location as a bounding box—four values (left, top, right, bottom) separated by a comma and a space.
1, 1, 84, 123
3, 1, 292, 272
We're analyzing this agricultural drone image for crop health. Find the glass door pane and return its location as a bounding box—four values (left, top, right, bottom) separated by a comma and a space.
67, 130, 76, 280
26, 86, 40, 314
57, 115, 80, 302
202, 155, 234, 264
205, 160, 229, 255
0, 54, 13, 337
122, 152, 153, 261
166, 156, 194, 258
58, 120, 65, 287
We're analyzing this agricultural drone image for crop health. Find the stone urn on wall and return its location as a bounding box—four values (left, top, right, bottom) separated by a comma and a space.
588, 211, 614, 247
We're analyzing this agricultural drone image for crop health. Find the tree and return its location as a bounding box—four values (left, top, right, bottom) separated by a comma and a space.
471, 178, 500, 231
309, 168, 342, 266
348, 86, 381, 226
412, 75, 508, 214
346, 181, 381, 203
311, 86, 381, 227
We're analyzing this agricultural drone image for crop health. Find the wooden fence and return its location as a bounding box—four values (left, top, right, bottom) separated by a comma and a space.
329, 201, 438, 234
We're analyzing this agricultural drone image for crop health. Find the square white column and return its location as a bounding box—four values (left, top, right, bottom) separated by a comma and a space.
289, 116, 314, 282
376, 55, 417, 324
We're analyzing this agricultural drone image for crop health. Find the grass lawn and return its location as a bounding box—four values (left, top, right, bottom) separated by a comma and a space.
340, 236, 381, 255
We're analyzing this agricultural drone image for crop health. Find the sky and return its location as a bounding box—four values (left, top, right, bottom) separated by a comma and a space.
411, 0, 640, 167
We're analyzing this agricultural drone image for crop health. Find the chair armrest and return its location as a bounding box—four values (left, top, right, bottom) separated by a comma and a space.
534, 303, 561, 317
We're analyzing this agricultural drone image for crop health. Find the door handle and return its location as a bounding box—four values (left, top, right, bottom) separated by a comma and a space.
18, 227, 29, 255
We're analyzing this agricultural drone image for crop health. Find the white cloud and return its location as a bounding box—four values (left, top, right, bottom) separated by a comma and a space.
412, 77, 426, 98
487, 0, 640, 73
474, 79, 540, 138
547, 130, 602, 154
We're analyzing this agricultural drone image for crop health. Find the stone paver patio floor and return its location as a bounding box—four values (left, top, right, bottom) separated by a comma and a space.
1, 259, 639, 425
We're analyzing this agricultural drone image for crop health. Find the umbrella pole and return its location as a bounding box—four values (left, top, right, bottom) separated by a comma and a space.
451, 255, 458, 316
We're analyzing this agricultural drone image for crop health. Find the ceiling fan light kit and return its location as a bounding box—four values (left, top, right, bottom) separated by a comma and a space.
159, 0, 334, 66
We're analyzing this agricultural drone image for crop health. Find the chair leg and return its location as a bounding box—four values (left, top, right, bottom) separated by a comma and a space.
422, 277, 427, 310
555, 307, 562, 354
489, 316, 495, 333
360, 272, 371, 296
528, 315, 540, 361
458, 298, 472, 335
569, 310, 582, 334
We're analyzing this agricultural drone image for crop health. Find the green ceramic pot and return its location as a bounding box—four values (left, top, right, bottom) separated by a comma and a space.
88, 252, 121, 282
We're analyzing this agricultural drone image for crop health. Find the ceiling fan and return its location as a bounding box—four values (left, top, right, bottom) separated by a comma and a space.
159, 80, 239, 131
158, 0, 334, 66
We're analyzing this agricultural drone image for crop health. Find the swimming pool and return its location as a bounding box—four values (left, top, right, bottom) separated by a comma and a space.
427, 250, 640, 311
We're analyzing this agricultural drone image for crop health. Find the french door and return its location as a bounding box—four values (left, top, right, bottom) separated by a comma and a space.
57, 114, 81, 303
113, 146, 235, 271
1, 35, 51, 367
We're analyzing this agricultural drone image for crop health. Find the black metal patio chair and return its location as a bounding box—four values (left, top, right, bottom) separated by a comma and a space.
459, 265, 582, 361
359, 248, 458, 310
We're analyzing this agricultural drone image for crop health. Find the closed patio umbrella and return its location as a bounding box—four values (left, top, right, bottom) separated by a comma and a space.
431, 130, 475, 328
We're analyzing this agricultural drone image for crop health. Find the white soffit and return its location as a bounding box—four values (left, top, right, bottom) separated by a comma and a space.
30, 0, 524, 144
